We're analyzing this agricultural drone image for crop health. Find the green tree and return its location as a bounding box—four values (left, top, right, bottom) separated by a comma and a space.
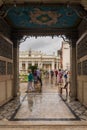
28, 65, 37, 73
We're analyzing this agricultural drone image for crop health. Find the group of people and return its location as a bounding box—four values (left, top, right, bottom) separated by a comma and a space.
27, 68, 42, 92
27, 68, 69, 92
50, 69, 69, 85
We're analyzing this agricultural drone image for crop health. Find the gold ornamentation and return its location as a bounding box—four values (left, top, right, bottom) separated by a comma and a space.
30, 8, 62, 26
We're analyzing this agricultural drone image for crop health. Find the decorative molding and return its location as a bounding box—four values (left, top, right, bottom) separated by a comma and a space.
0, 18, 11, 38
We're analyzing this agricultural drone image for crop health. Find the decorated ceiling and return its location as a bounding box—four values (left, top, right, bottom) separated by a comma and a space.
2, 5, 82, 29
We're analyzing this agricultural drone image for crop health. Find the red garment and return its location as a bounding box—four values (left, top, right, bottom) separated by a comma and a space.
55, 70, 58, 77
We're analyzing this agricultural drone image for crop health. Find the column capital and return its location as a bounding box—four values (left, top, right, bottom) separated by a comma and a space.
11, 32, 23, 48
65, 30, 79, 47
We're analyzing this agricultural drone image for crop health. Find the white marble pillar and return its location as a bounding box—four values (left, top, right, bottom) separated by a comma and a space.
40, 63, 42, 69
52, 61, 55, 70
26, 62, 28, 73
32, 61, 35, 66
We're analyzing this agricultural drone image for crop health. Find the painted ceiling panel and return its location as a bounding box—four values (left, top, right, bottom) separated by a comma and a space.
4, 5, 81, 29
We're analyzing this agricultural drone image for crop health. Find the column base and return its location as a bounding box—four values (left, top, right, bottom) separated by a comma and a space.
69, 95, 78, 102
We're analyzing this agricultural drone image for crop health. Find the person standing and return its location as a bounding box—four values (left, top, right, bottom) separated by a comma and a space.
57, 69, 63, 84
50, 70, 54, 84
27, 69, 34, 92
37, 68, 42, 87
64, 71, 68, 84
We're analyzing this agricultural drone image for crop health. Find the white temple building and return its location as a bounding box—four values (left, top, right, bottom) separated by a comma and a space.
19, 50, 61, 74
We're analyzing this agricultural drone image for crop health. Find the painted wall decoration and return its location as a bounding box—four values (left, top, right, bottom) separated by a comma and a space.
3, 5, 81, 28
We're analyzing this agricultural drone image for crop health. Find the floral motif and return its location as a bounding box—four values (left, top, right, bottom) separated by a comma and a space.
29, 8, 62, 26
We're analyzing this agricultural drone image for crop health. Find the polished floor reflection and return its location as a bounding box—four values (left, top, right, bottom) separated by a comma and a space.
15, 93, 76, 120
14, 78, 77, 120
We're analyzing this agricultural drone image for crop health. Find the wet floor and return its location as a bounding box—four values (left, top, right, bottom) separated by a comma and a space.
15, 93, 76, 120
0, 77, 87, 121
14, 77, 77, 120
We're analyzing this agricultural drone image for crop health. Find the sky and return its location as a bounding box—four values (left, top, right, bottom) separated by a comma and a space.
19, 36, 63, 55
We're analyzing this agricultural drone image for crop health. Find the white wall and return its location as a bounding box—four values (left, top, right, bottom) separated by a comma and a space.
62, 42, 70, 70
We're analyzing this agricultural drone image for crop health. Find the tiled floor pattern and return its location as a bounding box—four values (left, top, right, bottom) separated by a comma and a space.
67, 101, 87, 120
0, 97, 20, 120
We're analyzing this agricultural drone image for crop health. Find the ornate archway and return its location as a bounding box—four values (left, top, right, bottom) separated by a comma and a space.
0, 0, 87, 106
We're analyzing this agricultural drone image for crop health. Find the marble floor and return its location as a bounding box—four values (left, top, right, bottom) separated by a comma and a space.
0, 77, 87, 121
14, 78, 77, 121
14, 92, 76, 120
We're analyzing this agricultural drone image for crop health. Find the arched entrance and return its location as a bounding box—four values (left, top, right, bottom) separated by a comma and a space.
0, 0, 87, 112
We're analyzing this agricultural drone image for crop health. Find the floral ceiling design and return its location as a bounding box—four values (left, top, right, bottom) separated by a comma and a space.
3, 6, 81, 28
29, 8, 62, 26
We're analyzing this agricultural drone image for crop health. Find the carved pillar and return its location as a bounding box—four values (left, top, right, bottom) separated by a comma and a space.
70, 42, 77, 100
12, 38, 19, 97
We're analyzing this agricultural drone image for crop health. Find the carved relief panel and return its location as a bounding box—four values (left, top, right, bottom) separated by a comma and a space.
82, 60, 87, 75
0, 60, 6, 75
0, 37, 12, 59
77, 62, 81, 75
77, 34, 87, 75
7, 62, 13, 75
77, 36, 87, 59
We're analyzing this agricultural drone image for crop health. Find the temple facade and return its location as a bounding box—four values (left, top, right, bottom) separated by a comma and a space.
19, 50, 60, 74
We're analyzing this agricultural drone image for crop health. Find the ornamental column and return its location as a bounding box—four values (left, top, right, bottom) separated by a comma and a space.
13, 39, 19, 97
70, 41, 77, 100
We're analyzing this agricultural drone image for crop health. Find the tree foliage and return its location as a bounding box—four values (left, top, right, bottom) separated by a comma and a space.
28, 65, 37, 73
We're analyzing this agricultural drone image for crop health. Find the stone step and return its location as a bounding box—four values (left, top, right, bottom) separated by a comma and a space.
0, 121, 87, 130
